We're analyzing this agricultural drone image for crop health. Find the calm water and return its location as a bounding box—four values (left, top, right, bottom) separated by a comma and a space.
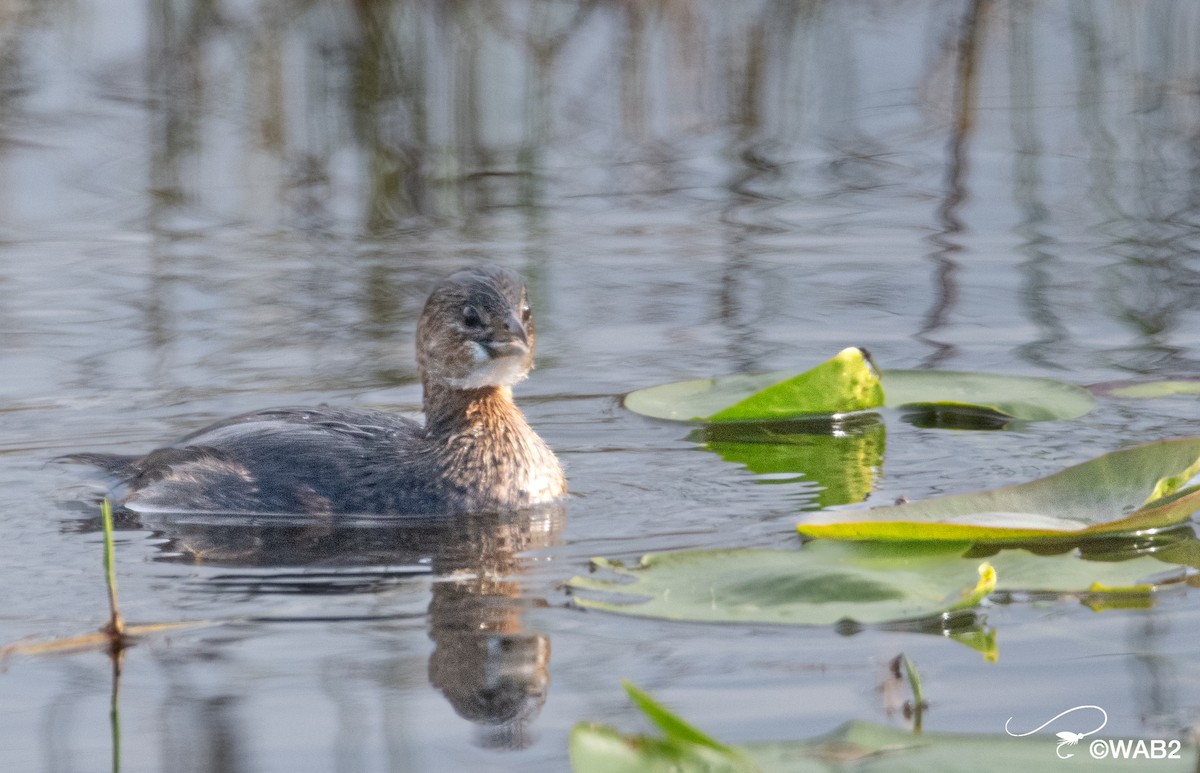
3, 1, 1200, 770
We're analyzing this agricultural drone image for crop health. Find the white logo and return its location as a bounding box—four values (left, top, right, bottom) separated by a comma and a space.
1005, 705, 1108, 759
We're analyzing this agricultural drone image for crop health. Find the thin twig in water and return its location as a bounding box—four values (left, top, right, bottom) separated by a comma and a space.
100, 499, 126, 643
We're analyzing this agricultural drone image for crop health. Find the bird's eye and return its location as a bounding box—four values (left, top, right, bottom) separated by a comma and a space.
462, 305, 484, 328
521, 303, 532, 323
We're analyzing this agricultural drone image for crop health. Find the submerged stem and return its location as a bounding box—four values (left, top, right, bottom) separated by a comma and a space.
110, 648, 123, 773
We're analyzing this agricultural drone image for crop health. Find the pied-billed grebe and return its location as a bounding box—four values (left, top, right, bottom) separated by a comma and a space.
66, 266, 567, 515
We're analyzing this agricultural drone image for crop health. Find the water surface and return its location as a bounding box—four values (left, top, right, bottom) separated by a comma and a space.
3, 1, 1200, 770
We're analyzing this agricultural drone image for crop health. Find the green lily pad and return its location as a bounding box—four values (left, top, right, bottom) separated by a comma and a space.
571, 689, 1198, 772
566, 540, 1179, 627
624, 359, 1092, 424
798, 438, 1200, 543
881, 370, 1093, 422
708, 348, 883, 422
624, 348, 882, 423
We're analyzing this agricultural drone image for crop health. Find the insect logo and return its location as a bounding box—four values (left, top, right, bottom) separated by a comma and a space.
1005, 705, 1108, 759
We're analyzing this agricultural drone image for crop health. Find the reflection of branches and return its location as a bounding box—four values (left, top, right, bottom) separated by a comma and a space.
350, 0, 427, 230
349, 1, 603, 227
918, 0, 990, 369
716, 2, 804, 372
1068, 4, 1200, 373
1009, 0, 1069, 370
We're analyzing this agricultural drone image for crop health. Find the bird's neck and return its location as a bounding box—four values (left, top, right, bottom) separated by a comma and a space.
423, 382, 525, 437
420, 379, 567, 509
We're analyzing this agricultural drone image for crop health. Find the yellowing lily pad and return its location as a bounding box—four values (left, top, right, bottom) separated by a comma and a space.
623, 357, 1092, 424
798, 438, 1200, 543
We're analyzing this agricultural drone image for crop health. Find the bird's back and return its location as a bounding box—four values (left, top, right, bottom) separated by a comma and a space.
72, 406, 435, 514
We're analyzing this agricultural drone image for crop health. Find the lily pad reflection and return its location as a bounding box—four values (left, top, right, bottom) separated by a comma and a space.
696, 415, 885, 508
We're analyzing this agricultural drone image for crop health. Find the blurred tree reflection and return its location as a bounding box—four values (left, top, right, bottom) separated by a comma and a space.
120, 0, 1200, 370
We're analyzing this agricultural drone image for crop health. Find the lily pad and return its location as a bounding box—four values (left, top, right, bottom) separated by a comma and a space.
571, 686, 1197, 772
624, 359, 1092, 424
624, 348, 882, 422
882, 370, 1093, 422
708, 348, 883, 422
566, 540, 1179, 627
798, 438, 1200, 543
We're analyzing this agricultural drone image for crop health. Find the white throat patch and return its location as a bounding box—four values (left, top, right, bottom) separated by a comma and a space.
446, 343, 530, 389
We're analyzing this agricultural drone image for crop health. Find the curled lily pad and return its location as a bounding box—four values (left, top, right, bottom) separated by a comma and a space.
624, 357, 1092, 424
798, 438, 1200, 543
566, 540, 1179, 628
707, 347, 883, 422
624, 348, 882, 422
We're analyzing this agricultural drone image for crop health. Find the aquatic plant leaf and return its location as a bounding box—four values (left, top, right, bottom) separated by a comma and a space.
566, 541, 1174, 627
798, 438, 1200, 543
569, 681, 755, 772
624, 362, 1091, 424
881, 370, 1094, 422
624, 348, 882, 422
707, 348, 883, 422
570, 692, 1196, 772
622, 681, 747, 758
569, 723, 754, 773
569, 547, 979, 626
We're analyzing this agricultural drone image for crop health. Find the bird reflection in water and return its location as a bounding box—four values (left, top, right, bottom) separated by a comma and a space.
425, 509, 558, 749
135, 503, 565, 750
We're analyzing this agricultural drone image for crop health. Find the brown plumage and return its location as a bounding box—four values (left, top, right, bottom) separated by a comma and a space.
63, 266, 567, 515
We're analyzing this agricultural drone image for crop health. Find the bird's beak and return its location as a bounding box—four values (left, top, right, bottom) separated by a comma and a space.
483, 311, 529, 359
